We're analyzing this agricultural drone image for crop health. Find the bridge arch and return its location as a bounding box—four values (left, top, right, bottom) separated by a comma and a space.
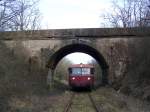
47, 43, 109, 86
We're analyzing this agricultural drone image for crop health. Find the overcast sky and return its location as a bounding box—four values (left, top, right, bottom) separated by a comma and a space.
65, 52, 95, 64
39, 0, 112, 29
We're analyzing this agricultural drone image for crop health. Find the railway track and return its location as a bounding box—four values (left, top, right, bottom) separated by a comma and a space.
88, 93, 101, 112
63, 92, 75, 112
63, 92, 101, 112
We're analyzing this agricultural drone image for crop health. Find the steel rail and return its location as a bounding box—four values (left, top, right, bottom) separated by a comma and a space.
63, 92, 102, 112
63, 92, 75, 112
88, 93, 101, 112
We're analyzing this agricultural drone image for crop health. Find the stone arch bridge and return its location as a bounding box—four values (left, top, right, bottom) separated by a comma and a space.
1, 27, 150, 87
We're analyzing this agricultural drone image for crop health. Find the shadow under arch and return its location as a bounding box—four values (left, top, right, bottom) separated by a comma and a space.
47, 43, 109, 86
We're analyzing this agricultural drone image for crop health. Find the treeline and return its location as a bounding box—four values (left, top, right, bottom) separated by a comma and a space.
102, 0, 150, 27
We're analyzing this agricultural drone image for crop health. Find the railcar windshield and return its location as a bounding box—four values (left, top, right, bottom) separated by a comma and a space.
72, 68, 82, 75
82, 68, 90, 75
70, 67, 91, 76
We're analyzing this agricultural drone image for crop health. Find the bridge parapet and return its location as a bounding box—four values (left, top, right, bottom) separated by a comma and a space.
0, 27, 150, 40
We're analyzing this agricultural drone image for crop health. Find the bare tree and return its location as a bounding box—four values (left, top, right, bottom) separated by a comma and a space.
0, 0, 20, 31
102, 0, 150, 27
10, 0, 41, 31
0, 0, 41, 31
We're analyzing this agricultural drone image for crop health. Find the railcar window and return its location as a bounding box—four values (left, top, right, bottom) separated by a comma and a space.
91, 68, 94, 74
71, 68, 81, 75
82, 68, 90, 75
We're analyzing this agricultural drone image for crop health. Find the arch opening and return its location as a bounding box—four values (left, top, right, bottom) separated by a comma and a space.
66, 52, 95, 64
47, 44, 109, 86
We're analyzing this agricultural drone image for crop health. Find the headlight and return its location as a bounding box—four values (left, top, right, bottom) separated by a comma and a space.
72, 77, 75, 80
87, 77, 91, 80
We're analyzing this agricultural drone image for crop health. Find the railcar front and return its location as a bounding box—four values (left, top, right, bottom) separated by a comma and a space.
68, 64, 94, 89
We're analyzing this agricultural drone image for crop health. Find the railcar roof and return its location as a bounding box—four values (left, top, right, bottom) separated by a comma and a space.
69, 64, 94, 68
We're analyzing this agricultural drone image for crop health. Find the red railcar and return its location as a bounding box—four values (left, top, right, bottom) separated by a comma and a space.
68, 63, 94, 89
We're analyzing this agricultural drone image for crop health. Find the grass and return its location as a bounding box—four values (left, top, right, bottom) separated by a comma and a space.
91, 87, 128, 112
